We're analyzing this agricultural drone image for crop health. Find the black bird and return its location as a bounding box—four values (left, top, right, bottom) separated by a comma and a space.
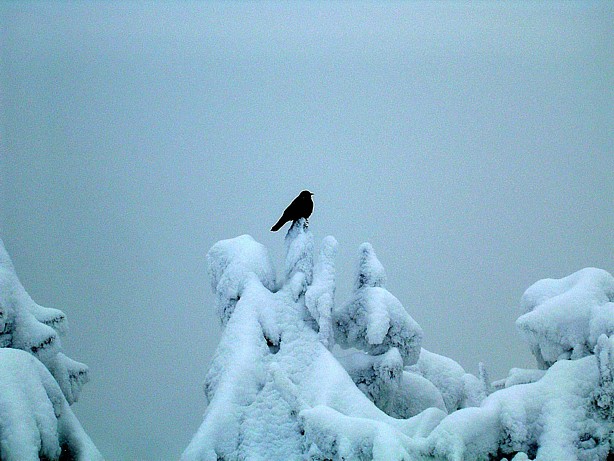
270, 190, 314, 232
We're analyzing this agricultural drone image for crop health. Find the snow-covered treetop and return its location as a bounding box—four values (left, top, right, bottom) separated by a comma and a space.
0, 348, 103, 461
517, 267, 614, 369
284, 218, 314, 287
354, 242, 386, 290
207, 234, 276, 326
335, 243, 423, 366
184, 226, 442, 461
0, 238, 103, 460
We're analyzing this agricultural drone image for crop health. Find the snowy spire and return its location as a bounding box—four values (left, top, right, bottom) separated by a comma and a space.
284, 218, 314, 288
354, 242, 386, 290
305, 236, 337, 348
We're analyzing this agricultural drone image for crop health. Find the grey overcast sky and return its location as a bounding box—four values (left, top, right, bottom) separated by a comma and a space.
1, 2, 612, 460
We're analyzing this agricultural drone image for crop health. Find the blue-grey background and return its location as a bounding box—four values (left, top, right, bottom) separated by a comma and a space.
1, 2, 612, 460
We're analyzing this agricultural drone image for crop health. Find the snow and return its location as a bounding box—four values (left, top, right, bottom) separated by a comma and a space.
492, 368, 547, 391
416, 350, 613, 460
399, 371, 448, 417
0, 238, 102, 460
187, 223, 614, 461
285, 218, 315, 286
406, 348, 487, 413
593, 334, 614, 419
354, 242, 386, 291
0, 348, 103, 461
517, 267, 614, 369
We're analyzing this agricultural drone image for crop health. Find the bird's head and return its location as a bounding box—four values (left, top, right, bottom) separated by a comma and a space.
300, 190, 314, 197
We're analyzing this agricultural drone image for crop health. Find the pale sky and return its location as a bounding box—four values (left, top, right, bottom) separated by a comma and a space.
1, 2, 612, 460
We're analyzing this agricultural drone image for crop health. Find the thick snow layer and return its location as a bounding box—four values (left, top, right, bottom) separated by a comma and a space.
334, 243, 423, 366
0, 238, 89, 404
399, 371, 448, 417
415, 343, 614, 460
517, 267, 614, 369
407, 348, 487, 414
207, 234, 276, 325
492, 368, 547, 391
305, 236, 337, 348
0, 348, 103, 461
335, 347, 404, 414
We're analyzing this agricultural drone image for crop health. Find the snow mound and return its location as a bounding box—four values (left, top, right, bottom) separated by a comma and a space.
334, 243, 423, 366
408, 348, 488, 413
0, 348, 103, 461
207, 234, 276, 325
492, 368, 546, 391
517, 267, 614, 369
416, 340, 614, 460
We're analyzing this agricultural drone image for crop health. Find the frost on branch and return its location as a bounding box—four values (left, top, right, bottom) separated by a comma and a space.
0, 238, 89, 405
516, 267, 614, 369
0, 348, 103, 461
334, 243, 423, 366
593, 334, 614, 419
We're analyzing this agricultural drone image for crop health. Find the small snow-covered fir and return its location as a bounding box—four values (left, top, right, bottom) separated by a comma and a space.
0, 238, 103, 461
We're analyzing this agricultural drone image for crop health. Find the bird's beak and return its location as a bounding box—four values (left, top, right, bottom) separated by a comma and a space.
310, 192, 314, 196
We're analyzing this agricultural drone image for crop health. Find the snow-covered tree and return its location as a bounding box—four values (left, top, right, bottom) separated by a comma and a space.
411, 268, 614, 460
334, 243, 423, 366
0, 238, 103, 461
183, 221, 445, 461
185, 220, 614, 460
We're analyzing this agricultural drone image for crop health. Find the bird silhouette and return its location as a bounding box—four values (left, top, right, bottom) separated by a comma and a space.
270, 190, 314, 232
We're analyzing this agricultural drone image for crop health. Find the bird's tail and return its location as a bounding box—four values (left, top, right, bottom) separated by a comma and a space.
270, 216, 286, 232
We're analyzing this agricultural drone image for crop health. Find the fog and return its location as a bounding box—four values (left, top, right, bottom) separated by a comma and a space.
1, 2, 612, 460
